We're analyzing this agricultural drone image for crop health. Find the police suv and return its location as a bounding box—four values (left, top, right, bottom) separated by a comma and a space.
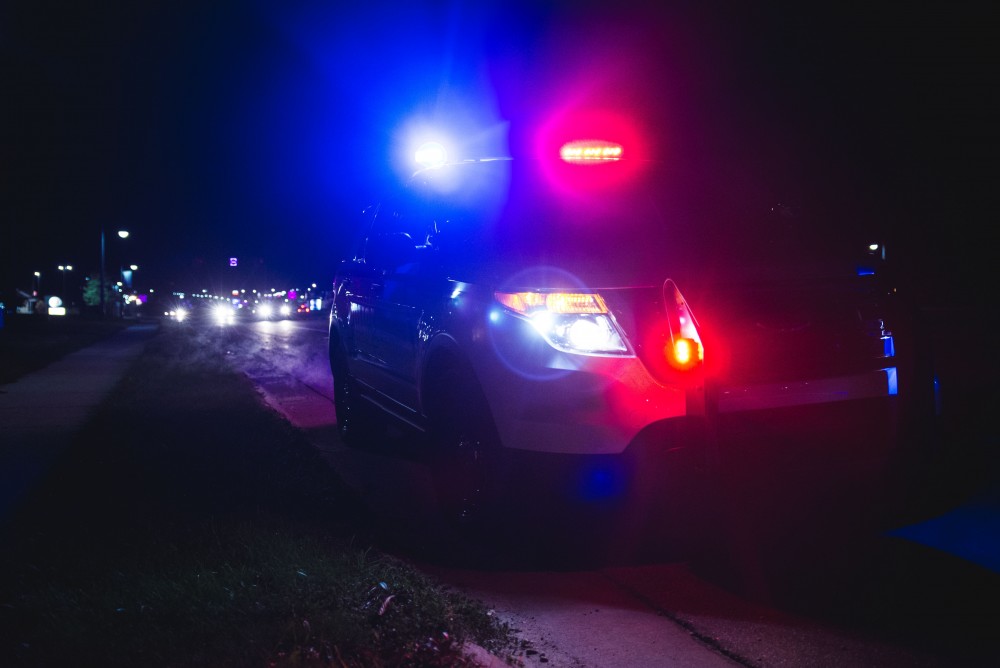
329, 138, 910, 530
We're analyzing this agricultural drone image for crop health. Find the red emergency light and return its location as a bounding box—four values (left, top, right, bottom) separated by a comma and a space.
559, 140, 623, 162
534, 109, 646, 194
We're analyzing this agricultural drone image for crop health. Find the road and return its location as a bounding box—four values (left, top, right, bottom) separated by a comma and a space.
221, 314, 999, 668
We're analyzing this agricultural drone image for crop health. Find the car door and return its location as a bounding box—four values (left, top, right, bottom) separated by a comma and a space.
361, 197, 443, 416
336, 205, 381, 377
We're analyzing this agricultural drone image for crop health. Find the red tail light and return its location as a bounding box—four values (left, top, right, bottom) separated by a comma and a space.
662, 280, 704, 371
669, 337, 702, 370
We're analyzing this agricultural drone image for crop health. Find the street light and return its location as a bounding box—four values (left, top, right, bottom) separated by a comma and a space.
58, 265, 73, 300
33, 271, 41, 297
121, 264, 138, 289
100, 228, 129, 317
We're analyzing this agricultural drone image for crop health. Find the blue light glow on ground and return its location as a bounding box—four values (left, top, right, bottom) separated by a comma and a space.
887, 484, 1000, 573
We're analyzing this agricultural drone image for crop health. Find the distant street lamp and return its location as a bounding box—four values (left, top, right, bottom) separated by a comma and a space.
58, 265, 73, 300
100, 228, 130, 317
32, 271, 41, 297
121, 264, 138, 289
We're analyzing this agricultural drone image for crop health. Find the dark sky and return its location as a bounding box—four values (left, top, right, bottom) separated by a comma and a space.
3, 1, 997, 302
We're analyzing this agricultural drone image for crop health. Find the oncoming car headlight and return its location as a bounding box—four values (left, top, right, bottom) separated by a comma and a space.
495, 291, 629, 355
213, 304, 235, 325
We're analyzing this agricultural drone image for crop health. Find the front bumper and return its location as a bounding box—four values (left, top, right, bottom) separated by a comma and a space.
468, 305, 898, 457
717, 367, 897, 413
474, 314, 698, 455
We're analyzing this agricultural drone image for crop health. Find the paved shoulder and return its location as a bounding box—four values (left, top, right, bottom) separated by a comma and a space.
0, 324, 160, 524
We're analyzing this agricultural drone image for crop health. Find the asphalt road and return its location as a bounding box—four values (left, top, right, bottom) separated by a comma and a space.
218, 314, 1000, 668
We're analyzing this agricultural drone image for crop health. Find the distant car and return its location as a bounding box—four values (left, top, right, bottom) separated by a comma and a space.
254, 302, 276, 320
253, 301, 293, 320
329, 141, 920, 530
166, 307, 189, 322
162, 299, 193, 323
210, 302, 237, 326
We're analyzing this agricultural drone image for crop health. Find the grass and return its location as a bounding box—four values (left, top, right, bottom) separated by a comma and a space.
0, 322, 519, 667
4, 521, 509, 666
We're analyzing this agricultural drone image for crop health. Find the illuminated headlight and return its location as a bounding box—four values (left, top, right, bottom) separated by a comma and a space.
279, 304, 292, 317
175, 308, 188, 322
496, 291, 630, 356
537, 313, 628, 354
213, 304, 234, 325
258, 303, 273, 318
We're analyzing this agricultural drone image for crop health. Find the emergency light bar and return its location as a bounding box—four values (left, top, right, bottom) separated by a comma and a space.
560, 140, 623, 162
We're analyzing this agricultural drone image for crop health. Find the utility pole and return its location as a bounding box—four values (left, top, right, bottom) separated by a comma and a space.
100, 228, 129, 318
100, 227, 107, 317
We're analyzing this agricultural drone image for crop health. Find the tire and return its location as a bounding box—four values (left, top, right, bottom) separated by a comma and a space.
429, 369, 506, 535
330, 341, 382, 446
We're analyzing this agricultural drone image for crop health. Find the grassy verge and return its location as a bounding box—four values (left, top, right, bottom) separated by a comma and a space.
0, 314, 132, 384
0, 325, 518, 667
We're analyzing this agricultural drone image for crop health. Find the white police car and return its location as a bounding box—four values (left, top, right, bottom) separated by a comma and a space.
329, 138, 910, 530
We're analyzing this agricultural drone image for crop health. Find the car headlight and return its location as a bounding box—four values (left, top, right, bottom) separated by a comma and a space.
258, 303, 274, 318
495, 291, 630, 355
212, 304, 234, 325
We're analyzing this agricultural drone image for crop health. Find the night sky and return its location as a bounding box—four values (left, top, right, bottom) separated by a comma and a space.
2, 2, 997, 306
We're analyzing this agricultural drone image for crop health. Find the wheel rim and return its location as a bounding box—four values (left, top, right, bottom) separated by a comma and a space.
450, 428, 489, 524
331, 348, 359, 440
432, 398, 500, 529
334, 374, 351, 435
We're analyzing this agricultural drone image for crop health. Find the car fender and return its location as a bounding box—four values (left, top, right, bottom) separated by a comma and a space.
419, 331, 481, 425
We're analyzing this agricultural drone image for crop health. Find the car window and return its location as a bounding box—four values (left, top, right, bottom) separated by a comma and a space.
403, 161, 709, 287
365, 193, 447, 274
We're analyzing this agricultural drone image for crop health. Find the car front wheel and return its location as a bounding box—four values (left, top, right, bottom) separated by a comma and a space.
429, 370, 507, 535
330, 342, 381, 446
